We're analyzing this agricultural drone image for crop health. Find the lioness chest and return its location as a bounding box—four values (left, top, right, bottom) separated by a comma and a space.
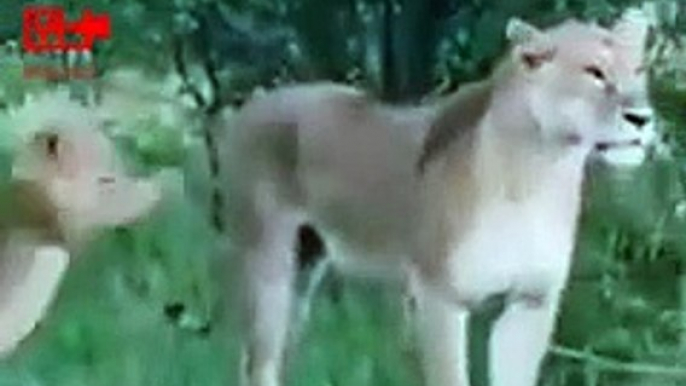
439, 151, 588, 303
444, 197, 579, 303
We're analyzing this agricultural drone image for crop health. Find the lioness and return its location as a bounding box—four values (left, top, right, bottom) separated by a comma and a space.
217, 10, 654, 386
0, 93, 162, 356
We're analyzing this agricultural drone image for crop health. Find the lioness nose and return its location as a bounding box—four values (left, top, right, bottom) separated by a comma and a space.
623, 112, 651, 129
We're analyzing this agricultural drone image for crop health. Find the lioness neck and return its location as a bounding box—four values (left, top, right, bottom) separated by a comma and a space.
487, 89, 587, 198
428, 67, 592, 256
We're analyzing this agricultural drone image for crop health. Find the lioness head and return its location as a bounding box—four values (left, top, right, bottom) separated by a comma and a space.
506, 9, 654, 163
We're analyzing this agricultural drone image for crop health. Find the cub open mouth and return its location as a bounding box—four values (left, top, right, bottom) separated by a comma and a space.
595, 138, 642, 152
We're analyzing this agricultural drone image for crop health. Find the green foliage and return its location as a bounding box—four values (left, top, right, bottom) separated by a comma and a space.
0, 49, 52, 108
289, 283, 422, 386
127, 117, 188, 168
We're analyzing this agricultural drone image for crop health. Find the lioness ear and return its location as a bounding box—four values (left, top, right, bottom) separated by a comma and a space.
506, 18, 556, 70
612, 8, 650, 53
506, 18, 541, 44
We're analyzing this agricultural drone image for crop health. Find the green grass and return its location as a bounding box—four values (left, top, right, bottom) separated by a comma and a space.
0, 171, 423, 386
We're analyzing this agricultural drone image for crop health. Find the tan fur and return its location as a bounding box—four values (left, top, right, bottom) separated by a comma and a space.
417, 80, 491, 172
220, 10, 654, 386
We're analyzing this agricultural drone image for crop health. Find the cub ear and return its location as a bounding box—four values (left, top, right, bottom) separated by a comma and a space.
506, 18, 556, 70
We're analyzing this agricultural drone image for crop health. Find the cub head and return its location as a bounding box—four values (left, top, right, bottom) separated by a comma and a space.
10, 94, 162, 249
506, 9, 654, 164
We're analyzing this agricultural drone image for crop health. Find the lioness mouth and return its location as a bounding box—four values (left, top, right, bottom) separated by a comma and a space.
595, 138, 642, 151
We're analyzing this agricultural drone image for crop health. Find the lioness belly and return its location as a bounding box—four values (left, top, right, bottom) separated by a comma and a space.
305, 184, 421, 278
296, 108, 426, 276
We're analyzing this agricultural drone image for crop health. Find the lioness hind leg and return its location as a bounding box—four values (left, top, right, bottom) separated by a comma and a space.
415, 281, 471, 386
293, 225, 330, 338
488, 292, 561, 386
240, 210, 303, 386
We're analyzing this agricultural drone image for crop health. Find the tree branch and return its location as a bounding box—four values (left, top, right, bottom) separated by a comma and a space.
172, 34, 207, 109
549, 345, 686, 378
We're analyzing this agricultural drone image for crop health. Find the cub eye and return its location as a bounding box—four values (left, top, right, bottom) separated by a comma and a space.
584, 65, 607, 82
98, 176, 116, 185
45, 134, 59, 157
34, 132, 60, 158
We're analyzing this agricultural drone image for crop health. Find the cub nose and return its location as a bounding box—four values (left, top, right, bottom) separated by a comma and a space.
623, 112, 651, 130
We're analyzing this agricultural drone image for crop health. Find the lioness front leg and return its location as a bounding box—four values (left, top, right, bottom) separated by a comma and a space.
489, 290, 561, 386
415, 281, 470, 386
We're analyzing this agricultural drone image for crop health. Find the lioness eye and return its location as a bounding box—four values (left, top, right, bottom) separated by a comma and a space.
584, 65, 606, 82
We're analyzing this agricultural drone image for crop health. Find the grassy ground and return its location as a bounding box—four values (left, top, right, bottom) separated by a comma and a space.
0, 168, 427, 386
0, 223, 421, 386
0, 169, 680, 386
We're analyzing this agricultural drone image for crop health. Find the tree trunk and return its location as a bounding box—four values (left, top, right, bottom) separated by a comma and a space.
380, 0, 399, 100
380, 0, 452, 101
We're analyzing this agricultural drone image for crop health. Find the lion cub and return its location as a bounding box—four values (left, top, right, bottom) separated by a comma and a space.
0, 93, 162, 356
218, 9, 654, 386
